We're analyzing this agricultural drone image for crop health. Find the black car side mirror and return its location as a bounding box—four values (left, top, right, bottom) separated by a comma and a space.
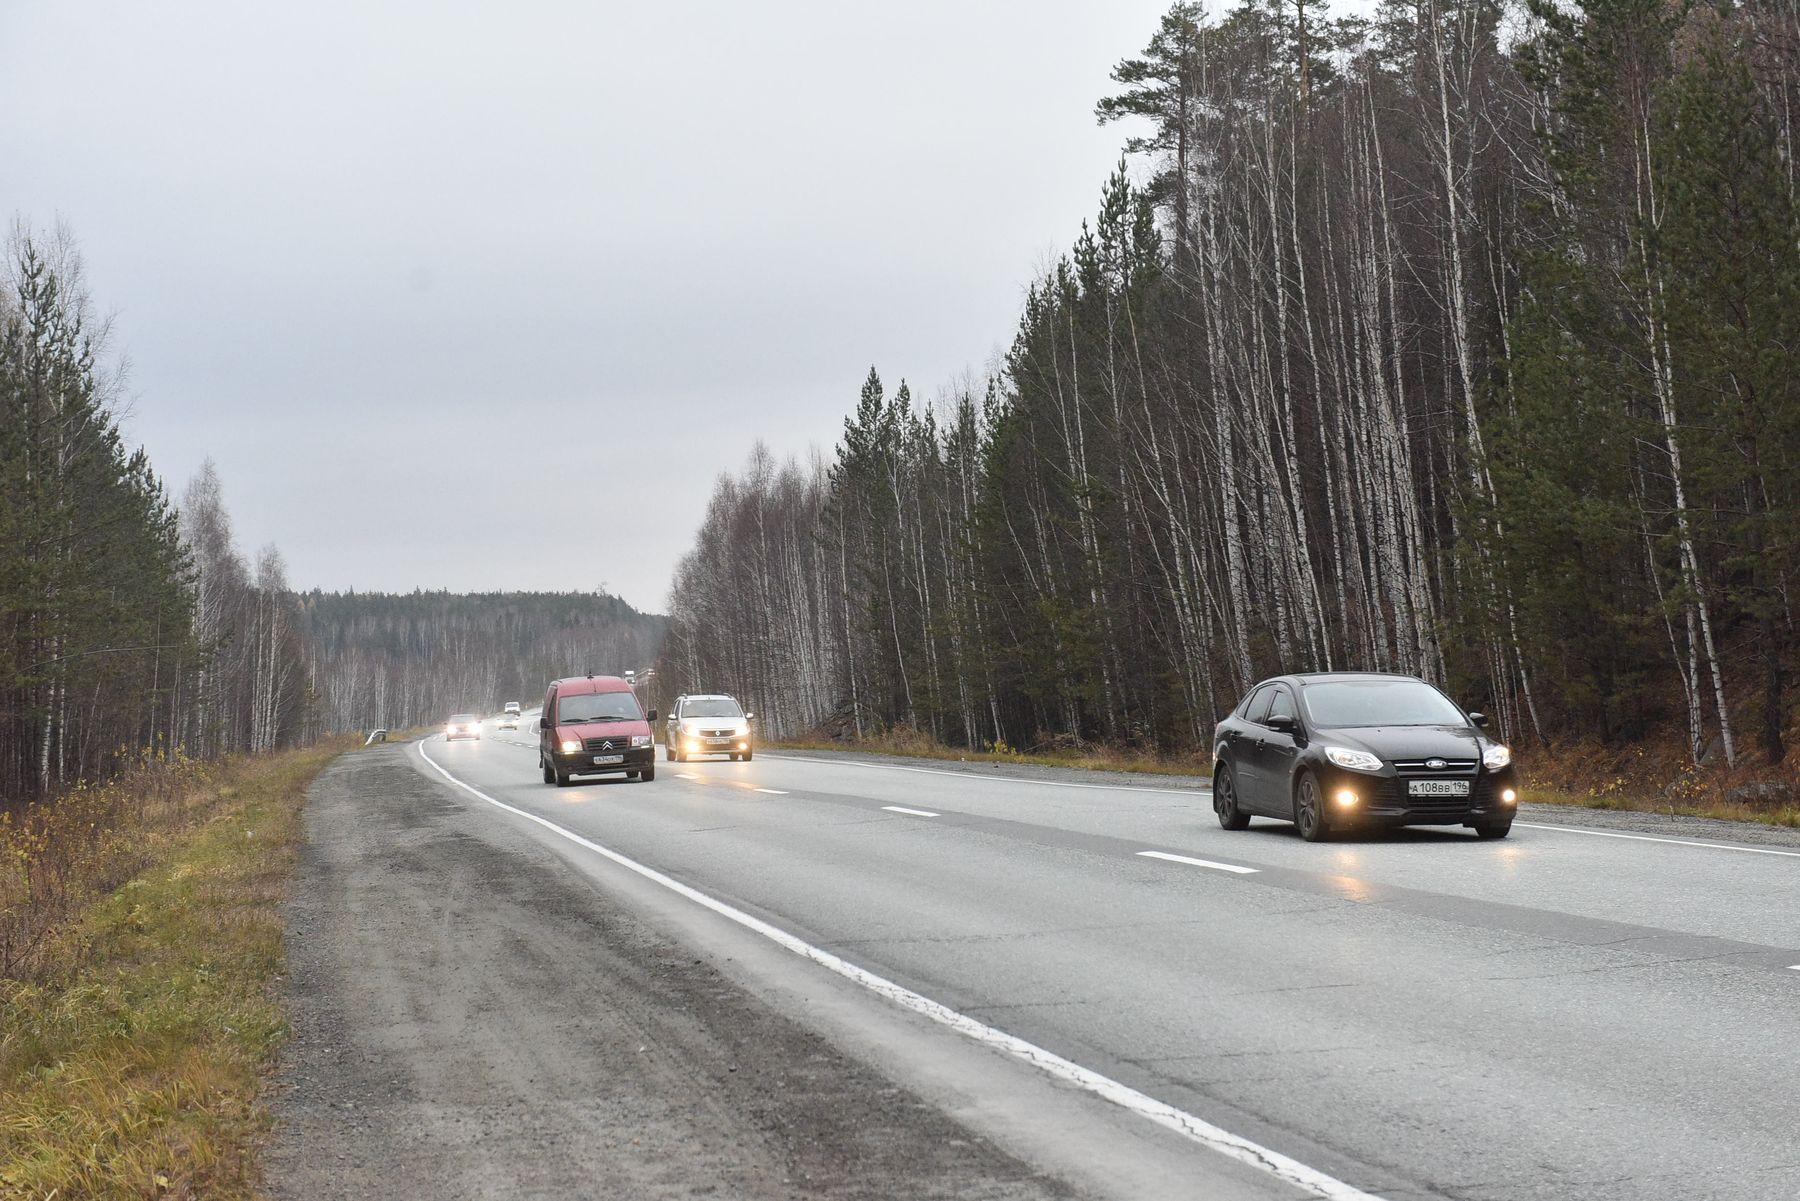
538, 716, 548, 730
647, 709, 659, 722
1265, 713, 1297, 733
1469, 711, 1489, 729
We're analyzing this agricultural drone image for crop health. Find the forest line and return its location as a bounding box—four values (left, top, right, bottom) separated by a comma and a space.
656, 0, 1800, 772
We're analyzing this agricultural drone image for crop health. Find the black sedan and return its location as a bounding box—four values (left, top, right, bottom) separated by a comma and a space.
1211, 673, 1518, 841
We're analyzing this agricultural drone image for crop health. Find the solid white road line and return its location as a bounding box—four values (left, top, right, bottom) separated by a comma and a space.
1515, 822, 1800, 860
1137, 850, 1260, 875
763, 753, 1202, 797
415, 741, 1380, 1201
752, 787, 788, 795
881, 805, 941, 818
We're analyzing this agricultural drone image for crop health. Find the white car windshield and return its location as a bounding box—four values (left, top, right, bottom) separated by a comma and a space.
682, 698, 744, 718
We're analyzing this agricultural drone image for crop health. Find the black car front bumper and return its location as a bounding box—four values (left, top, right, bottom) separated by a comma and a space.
1315, 763, 1518, 828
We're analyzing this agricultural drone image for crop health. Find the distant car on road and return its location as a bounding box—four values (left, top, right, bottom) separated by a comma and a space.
539, 675, 658, 786
445, 713, 482, 741
665, 694, 755, 762
499, 700, 521, 730
1211, 672, 1517, 841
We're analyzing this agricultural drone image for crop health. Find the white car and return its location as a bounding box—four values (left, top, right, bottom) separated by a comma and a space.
499, 700, 521, 729
665, 694, 755, 761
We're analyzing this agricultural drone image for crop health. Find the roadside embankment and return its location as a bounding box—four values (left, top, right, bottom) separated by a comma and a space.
773, 727, 1800, 829
0, 739, 354, 1199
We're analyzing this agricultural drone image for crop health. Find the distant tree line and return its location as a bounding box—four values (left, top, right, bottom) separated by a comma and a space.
658, 0, 1800, 767
298, 590, 665, 732
1, 228, 314, 801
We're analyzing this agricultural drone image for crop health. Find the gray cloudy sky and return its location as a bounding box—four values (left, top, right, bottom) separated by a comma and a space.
4, 0, 1173, 612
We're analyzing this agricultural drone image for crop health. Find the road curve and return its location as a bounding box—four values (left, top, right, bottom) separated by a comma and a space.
277, 724, 1800, 1200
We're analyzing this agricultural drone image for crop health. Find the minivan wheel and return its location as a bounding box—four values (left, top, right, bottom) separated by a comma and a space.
554, 766, 571, 788
640, 762, 655, 782
542, 757, 554, 785
1474, 821, 1512, 840
1294, 772, 1330, 842
1214, 764, 1250, 830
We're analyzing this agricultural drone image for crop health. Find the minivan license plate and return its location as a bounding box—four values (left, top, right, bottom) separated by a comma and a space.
592, 754, 624, 765
1408, 779, 1470, 797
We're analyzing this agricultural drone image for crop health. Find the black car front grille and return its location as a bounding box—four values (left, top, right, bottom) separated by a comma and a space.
1391, 757, 1478, 776
1374, 775, 1492, 819
701, 729, 736, 738
583, 735, 633, 753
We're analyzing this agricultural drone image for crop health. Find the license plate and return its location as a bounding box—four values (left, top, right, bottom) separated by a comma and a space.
1408, 779, 1470, 797
592, 754, 624, 765
706, 737, 731, 745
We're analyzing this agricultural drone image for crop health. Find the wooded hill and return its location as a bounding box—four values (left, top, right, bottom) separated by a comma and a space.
297, 590, 666, 732
658, 0, 1800, 770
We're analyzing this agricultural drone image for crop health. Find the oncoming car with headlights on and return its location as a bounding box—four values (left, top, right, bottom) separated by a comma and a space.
445, 713, 482, 741
1211, 672, 1518, 841
664, 694, 755, 762
538, 675, 658, 786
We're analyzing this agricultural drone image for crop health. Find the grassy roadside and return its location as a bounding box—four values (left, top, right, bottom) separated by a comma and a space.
771, 731, 1800, 829
768, 729, 1212, 778
0, 739, 352, 1199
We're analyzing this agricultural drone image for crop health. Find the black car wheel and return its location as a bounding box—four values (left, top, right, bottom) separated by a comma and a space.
1213, 763, 1250, 830
1294, 771, 1330, 842
1474, 821, 1512, 840
741, 748, 753, 762
669, 744, 682, 762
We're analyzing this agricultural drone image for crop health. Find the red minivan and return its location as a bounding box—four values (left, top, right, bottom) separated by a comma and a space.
538, 675, 658, 786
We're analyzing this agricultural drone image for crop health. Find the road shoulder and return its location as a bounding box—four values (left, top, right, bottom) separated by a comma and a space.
265, 743, 1072, 1200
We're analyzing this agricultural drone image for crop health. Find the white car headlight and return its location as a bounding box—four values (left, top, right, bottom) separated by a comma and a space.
630, 734, 652, 748
1483, 743, 1512, 771
1324, 746, 1383, 772
559, 739, 581, 754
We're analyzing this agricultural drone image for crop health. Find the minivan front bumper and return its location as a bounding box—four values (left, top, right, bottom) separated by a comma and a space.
553, 746, 655, 775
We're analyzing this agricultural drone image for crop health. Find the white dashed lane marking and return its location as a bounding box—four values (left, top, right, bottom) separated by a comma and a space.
882, 805, 941, 818
1136, 850, 1259, 876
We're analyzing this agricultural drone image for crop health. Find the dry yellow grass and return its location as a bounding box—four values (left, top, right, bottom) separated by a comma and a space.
0, 739, 353, 1199
769, 726, 1212, 778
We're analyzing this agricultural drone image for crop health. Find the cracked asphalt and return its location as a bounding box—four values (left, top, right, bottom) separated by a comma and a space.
269, 732, 1800, 1200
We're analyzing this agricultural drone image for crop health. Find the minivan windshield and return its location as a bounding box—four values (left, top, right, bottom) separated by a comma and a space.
1301, 680, 1466, 728
683, 698, 743, 718
557, 691, 643, 724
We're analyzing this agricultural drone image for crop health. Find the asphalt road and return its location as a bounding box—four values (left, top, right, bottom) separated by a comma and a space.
275, 721, 1800, 1200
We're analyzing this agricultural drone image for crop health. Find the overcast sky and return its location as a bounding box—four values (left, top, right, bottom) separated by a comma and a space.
3, 0, 1175, 613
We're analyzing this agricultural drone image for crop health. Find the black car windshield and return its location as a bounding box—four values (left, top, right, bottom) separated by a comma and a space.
682, 698, 743, 718
1301, 680, 1466, 728
557, 691, 642, 723
448, 714, 476, 724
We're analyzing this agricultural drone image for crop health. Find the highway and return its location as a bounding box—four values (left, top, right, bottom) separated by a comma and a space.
274, 720, 1800, 1200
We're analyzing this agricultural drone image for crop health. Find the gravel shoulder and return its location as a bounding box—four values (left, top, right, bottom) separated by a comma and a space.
265, 744, 1070, 1200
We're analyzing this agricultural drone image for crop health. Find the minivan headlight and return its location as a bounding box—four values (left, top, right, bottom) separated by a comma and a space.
1324, 746, 1383, 772
1483, 743, 1512, 770
559, 739, 581, 754
630, 734, 652, 748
